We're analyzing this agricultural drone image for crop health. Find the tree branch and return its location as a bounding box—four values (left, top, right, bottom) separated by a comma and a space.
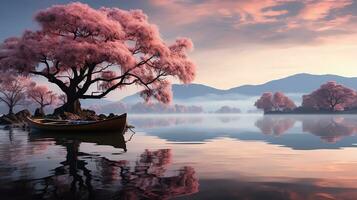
29, 70, 69, 94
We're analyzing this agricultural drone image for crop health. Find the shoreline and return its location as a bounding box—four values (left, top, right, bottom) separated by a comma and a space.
265, 110, 357, 115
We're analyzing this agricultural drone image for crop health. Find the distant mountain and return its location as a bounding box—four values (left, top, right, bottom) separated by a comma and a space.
227, 73, 357, 95
171, 84, 224, 98
122, 73, 357, 103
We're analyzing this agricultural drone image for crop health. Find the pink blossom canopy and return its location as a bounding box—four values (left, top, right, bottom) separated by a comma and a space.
302, 81, 356, 111
255, 92, 296, 112
27, 85, 57, 109
0, 2, 196, 105
0, 74, 35, 114
254, 92, 274, 112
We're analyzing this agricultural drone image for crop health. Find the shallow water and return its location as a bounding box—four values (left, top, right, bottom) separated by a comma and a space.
2, 114, 357, 199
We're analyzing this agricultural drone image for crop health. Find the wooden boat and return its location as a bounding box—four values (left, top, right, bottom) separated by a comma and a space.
26, 113, 127, 133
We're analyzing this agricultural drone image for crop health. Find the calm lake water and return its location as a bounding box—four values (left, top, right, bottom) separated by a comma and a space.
2, 114, 357, 200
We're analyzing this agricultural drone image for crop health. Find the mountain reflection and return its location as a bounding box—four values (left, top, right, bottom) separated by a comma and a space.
0, 132, 198, 200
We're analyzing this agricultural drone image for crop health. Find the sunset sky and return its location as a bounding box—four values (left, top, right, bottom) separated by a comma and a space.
1, 0, 357, 96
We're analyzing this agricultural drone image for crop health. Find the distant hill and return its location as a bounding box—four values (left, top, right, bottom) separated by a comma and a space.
121, 83, 225, 103
122, 73, 357, 103
227, 73, 357, 95
171, 84, 224, 98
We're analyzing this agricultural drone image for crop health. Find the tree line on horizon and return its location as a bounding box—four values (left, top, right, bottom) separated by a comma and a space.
255, 81, 357, 113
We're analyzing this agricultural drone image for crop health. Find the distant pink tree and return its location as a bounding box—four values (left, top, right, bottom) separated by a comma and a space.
27, 85, 57, 114
255, 92, 296, 112
254, 92, 274, 112
302, 82, 356, 111
0, 2, 196, 114
0, 75, 34, 114
273, 92, 296, 111
301, 94, 317, 109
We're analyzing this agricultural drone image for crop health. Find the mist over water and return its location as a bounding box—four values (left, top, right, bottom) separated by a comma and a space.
160, 93, 304, 112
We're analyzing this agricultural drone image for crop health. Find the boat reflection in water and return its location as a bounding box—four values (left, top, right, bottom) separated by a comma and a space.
0, 130, 198, 200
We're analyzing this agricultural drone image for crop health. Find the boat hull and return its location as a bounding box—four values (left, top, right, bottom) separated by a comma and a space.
26, 113, 127, 133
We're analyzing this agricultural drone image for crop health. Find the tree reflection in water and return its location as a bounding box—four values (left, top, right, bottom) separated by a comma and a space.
255, 115, 357, 143
255, 116, 296, 136
0, 132, 198, 200
116, 149, 198, 199
302, 116, 357, 143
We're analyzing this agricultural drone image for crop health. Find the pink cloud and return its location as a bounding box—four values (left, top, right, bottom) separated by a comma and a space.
149, 0, 354, 30
280, 14, 355, 33
315, 15, 354, 31
264, 9, 289, 17
300, 0, 353, 20
148, 0, 357, 48
149, 0, 291, 25
232, 0, 291, 24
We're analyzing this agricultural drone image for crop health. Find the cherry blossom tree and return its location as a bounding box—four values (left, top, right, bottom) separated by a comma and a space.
0, 3, 196, 114
0, 74, 34, 114
301, 94, 317, 110
27, 85, 57, 114
254, 92, 274, 112
254, 92, 296, 112
273, 92, 296, 111
302, 81, 356, 111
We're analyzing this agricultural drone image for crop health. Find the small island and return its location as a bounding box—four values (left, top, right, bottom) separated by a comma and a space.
254, 81, 357, 114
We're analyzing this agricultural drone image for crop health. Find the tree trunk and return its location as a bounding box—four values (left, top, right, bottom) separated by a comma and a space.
330, 104, 336, 112
40, 106, 45, 115
8, 106, 13, 115
54, 99, 82, 115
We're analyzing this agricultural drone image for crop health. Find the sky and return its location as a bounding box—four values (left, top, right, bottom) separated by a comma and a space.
1, 0, 357, 99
